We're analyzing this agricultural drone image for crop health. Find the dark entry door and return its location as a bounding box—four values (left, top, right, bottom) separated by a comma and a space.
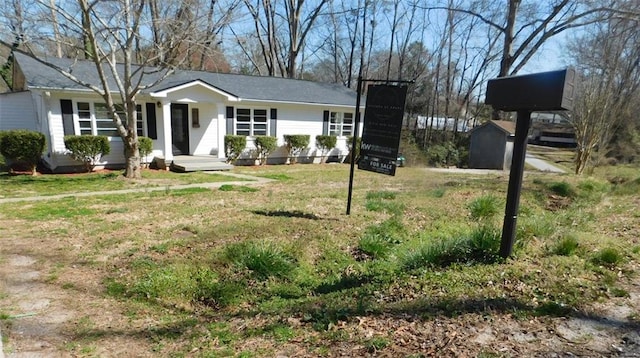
171, 104, 189, 155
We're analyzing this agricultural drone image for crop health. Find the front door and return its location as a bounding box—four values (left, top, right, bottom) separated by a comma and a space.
171, 104, 189, 155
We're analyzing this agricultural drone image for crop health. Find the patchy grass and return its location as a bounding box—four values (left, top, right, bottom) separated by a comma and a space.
0, 169, 247, 199
1, 163, 638, 356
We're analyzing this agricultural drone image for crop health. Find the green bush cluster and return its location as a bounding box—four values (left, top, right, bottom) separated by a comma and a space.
63, 135, 111, 172
254, 135, 278, 165
224, 135, 247, 164
315, 135, 337, 163
284, 134, 309, 164
0, 129, 46, 174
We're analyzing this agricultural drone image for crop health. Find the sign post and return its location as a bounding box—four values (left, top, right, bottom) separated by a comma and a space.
346, 79, 411, 215
485, 68, 575, 258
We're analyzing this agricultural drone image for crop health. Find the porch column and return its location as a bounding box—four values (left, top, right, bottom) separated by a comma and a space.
161, 101, 173, 161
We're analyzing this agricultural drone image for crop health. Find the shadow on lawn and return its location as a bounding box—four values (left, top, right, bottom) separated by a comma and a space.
251, 209, 324, 220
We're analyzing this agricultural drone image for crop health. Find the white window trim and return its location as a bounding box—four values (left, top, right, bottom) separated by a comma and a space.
72, 100, 146, 139
329, 111, 354, 137
235, 107, 269, 137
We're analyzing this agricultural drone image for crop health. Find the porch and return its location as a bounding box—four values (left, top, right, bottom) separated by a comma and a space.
170, 155, 233, 172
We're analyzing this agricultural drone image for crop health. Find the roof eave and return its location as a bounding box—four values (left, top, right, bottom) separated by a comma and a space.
148, 80, 239, 101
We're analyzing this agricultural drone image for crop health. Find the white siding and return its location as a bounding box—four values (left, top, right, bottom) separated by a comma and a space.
0, 91, 38, 131
191, 103, 219, 155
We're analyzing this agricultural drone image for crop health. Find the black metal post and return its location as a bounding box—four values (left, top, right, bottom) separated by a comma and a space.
500, 110, 532, 258
346, 76, 363, 215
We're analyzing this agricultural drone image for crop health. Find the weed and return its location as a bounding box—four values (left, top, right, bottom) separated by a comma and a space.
224, 241, 296, 279
549, 181, 575, 197
357, 217, 406, 259
549, 234, 579, 256
591, 247, 624, 268
429, 188, 446, 198
468, 194, 500, 221
364, 336, 389, 352
366, 191, 397, 200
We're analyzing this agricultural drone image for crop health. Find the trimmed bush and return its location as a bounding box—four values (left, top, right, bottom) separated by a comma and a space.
315, 135, 337, 163
0, 129, 46, 175
64, 135, 111, 172
346, 136, 361, 163
224, 135, 247, 164
283, 134, 310, 164
138, 136, 153, 167
254, 135, 278, 165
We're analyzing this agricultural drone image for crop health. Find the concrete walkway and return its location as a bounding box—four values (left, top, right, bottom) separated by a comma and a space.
0, 171, 274, 204
525, 153, 566, 173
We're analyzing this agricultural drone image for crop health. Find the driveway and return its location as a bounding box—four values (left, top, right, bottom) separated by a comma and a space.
525, 153, 566, 173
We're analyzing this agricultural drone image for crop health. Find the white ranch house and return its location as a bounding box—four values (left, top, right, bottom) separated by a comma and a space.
0, 53, 362, 172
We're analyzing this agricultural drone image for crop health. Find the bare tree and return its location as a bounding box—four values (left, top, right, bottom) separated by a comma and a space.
0, 0, 233, 178
568, 11, 640, 174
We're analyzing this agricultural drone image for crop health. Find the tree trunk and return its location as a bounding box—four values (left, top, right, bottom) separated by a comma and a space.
124, 137, 142, 178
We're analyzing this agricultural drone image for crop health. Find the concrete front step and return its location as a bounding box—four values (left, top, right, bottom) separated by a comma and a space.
170, 156, 234, 172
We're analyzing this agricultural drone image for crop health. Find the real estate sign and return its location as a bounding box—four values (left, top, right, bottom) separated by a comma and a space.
358, 84, 408, 176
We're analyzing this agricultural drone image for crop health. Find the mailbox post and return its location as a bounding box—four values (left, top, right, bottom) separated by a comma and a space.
485, 68, 575, 258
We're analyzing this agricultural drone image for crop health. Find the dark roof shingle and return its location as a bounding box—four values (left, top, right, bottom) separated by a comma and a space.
14, 52, 357, 106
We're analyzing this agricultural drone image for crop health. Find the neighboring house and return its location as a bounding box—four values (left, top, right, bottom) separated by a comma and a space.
468, 120, 516, 170
0, 52, 361, 172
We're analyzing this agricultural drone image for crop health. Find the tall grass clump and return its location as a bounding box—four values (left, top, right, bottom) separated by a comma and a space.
129, 264, 218, 304
401, 226, 501, 270
468, 194, 500, 222
591, 247, 624, 268
549, 181, 575, 197
224, 241, 296, 279
548, 234, 579, 256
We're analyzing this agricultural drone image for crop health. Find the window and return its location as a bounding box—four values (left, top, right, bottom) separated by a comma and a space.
330, 112, 353, 136
75, 102, 144, 137
235, 108, 268, 136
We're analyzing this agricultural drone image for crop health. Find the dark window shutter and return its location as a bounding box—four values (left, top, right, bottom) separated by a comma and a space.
322, 110, 329, 135
270, 108, 277, 137
226, 106, 234, 135
145, 103, 158, 139
60, 99, 74, 135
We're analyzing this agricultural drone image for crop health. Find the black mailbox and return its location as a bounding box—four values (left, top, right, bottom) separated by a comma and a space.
485, 68, 575, 111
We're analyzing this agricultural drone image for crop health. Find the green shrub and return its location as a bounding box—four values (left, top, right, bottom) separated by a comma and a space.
224, 135, 247, 164
468, 194, 500, 221
224, 241, 296, 279
346, 136, 361, 164
254, 135, 278, 165
63, 135, 111, 172
138, 136, 153, 166
0, 129, 46, 174
284, 134, 310, 164
315, 135, 337, 163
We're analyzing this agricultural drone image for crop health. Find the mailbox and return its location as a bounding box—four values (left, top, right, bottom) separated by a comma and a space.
485, 68, 575, 111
